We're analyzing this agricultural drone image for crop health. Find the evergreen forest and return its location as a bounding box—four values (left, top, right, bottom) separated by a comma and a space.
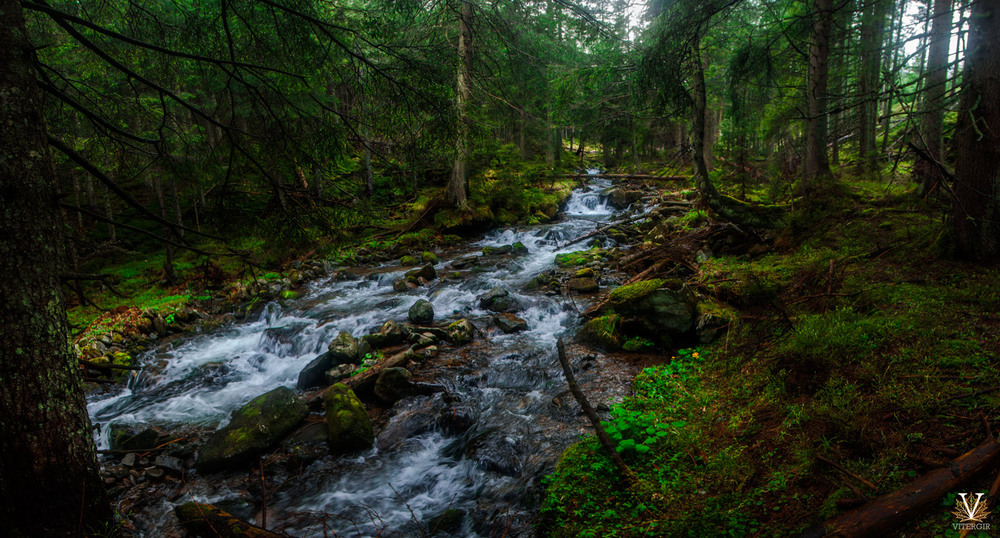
2, 0, 999, 536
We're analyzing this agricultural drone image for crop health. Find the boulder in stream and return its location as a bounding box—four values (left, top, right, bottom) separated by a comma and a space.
493, 313, 528, 333
363, 320, 409, 349
447, 319, 478, 345
477, 287, 524, 313
405, 263, 437, 281
374, 367, 414, 404
408, 299, 434, 325
323, 383, 374, 453
297, 351, 335, 390
566, 277, 599, 293
196, 387, 308, 473
607, 188, 644, 209
328, 331, 361, 363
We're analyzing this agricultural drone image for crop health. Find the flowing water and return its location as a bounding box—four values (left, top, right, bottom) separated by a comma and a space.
88, 176, 645, 537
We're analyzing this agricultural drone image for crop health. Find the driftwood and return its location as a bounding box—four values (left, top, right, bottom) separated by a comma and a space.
800, 436, 1000, 537
174, 502, 283, 537
556, 339, 637, 485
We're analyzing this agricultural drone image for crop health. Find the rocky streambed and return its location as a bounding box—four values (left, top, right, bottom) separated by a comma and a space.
87, 176, 691, 537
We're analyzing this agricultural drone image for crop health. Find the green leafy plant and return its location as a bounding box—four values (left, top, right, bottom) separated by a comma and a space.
601, 406, 674, 455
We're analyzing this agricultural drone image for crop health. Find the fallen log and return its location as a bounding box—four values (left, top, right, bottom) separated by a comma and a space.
174, 502, 282, 537
559, 212, 649, 249
799, 436, 1000, 537
80, 358, 142, 371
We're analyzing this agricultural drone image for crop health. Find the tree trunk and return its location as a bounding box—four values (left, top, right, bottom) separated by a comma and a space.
691, 40, 720, 202
0, 3, 113, 534
171, 176, 184, 238
944, 0, 1000, 261
858, 0, 887, 177
446, 1, 473, 209
104, 183, 116, 241
803, 0, 834, 185
914, 0, 953, 196
153, 176, 176, 283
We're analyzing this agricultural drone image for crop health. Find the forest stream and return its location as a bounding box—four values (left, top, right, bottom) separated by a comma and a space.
86, 175, 647, 537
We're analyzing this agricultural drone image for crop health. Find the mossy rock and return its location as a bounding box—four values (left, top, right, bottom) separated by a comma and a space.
400, 255, 420, 266
567, 277, 599, 293
323, 383, 374, 453
328, 331, 361, 363
577, 314, 621, 351
482, 245, 514, 256
555, 247, 605, 268
421, 251, 439, 265
575, 267, 596, 278
408, 299, 435, 325
196, 387, 308, 473
363, 320, 409, 349
608, 279, 667, 305
447, 319, 477, 345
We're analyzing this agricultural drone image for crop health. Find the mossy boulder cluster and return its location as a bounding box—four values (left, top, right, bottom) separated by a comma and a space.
581, 279, 697, 351
196, 387, 308, 472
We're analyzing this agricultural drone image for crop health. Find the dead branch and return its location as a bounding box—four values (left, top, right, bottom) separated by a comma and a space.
556, 339, 637, 485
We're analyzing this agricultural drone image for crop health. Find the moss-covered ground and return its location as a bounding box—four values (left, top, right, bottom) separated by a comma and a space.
542, 175, 1000, 536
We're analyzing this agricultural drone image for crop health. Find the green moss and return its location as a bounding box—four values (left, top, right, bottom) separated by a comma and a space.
400, 255, 419, 266
577, 314, 621, 350
608, 279, 666, 304
555, 247, 606, 268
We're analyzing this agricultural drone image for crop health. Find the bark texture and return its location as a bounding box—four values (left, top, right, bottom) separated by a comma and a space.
945, 0, 1000, 261
803, 0, 834, 184
446, 1, 473, 209
0, 2, 113, 534
914, 0, 953, 196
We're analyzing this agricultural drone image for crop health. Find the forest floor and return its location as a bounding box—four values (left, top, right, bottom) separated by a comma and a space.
541, 176, 1000, 536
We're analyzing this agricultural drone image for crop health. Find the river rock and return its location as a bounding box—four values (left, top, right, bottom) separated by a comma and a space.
493, 313, 528, 333
447, 319, 477, 345
408, 299, 434, 325
154, 454, 184, 474
363, 320, 409, 348
405, 263, 436, 281
421, 251, 439, 265
607, 188, 644, 209
325, 363, 358, 384
328, 331, 361, 363
451, 255, 480, 269
482, 245, 513, 256
374, 367, 414, 404
111, 426, 167, 452
477, 287, 524, 313
323, 383, 374, 453
196, 387, 308, 473
297, 351, 336, 390
566, 277, 599, 293
174, 502, 282, 538
400, 255, 419, 266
